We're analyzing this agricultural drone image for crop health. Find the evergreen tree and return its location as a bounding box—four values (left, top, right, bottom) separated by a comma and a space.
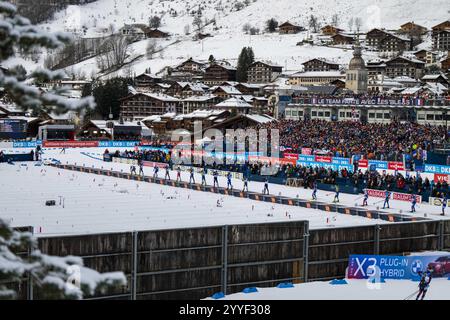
0, 1, 95, 115
0, 218, 126, 299
236, 47, 255, 83
266, 18, 278, 33
92, 78, 132, 119
0, 3, 126, 299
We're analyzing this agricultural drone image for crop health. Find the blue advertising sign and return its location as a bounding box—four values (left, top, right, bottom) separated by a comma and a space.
13, 140, 42, 148
298, 155, 315, 162
347, 254, 450, 280
368, 160, 388, 170
332, 157, 352, 165
296, 160, 353, 172
424, 164, 450, 175
98, 141, 140, 148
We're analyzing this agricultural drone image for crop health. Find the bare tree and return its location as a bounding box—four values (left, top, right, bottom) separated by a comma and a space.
96, 35, 130, 71
331, 14, 339, 27
146, 39, 158, 59
242, 23, 251, 34
193, 16, 202, 30
309, 15, 319, 33
354, 17, 363, 33
184, 24, 191, 35
348, 17, 354, 32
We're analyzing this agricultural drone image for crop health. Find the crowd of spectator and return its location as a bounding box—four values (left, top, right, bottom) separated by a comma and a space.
254, 119, 448, 161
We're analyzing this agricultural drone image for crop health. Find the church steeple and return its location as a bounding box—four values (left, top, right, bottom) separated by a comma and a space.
346, 33, 368, 94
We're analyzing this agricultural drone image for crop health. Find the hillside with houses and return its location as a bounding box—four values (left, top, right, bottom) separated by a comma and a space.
1, 0, 450, 140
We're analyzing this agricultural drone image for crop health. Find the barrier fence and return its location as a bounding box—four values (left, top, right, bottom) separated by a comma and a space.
15, 218, 450, 300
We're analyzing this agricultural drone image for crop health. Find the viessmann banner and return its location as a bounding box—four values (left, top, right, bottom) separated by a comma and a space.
347, 254, 450, 280
366, 188, 422, 203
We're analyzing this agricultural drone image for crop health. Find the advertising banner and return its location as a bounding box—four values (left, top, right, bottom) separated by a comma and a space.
43, 141, 99, 148
434, 173, 449, 183
298, 155, 315, 162
425, 164, 450, 175
315, 155, 332, 163
332, 157, 352, 165
368, 160, 388, 170
112, 157, 138, 165
142, 161, 167, 168
347, 254, 450, 279
301, 148, 312, 155
388, 161, 405, 171
366, 189, 422, 203
428, 197, 450, 207
358, 159, 368, 168
284, 153, 299, 160
13, 140, 42, 148
98, 141, 140, 148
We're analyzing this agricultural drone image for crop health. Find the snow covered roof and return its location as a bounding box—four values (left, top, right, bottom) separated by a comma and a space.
176, 109, 226, 120
422, 74, 448, 81
401, 87, 422, 95
212, 86, 242, 95
290, 71, 344, 78
160, 112, 177, 118
140, 92, 179, 102
6, 116, 38, 123
244, 114, 276, 124
215, 97, 253, 109
392, 76, 418, 83
141, 115, 161, 122
424, 82, 448, 95
182, 95, 217, 102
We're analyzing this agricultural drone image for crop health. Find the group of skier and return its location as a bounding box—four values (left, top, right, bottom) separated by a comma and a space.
129, 164, 447, 215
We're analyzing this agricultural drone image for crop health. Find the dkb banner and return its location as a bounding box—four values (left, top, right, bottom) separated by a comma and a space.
347, 254, 450, 279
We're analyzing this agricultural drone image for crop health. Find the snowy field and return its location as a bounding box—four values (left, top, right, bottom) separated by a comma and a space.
1, 146, 449, 237
207, 278, 450, 300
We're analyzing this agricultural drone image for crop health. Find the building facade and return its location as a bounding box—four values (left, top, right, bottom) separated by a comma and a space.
247, 61, 283, 84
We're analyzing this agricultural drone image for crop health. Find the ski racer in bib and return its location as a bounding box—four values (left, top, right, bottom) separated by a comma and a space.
189, 167, 195, 184
226, 172, 233, 190
416, 269, 432, 300
176, 167, 182, 182
164, 165, 170, 180
263, 178, 269, 195
201, 168, 207, 186
442, 194, 447, 216
333, 184, 340, 203
410, 194, 417, 213
213, 170, 219, 187
362, 188, 369, 207
312, 181, 318, 200
242, 176, 249, 192
383, 190, 390, 209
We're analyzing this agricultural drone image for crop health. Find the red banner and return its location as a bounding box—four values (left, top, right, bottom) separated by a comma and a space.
142, 161, 167, 168
434, 174, 449, 183
315, 155, 332, 163
367, 189, 422, 203
284, 153, 299, 160
367, 189, 385, 198
279, 158, 297, 165
358, 159, 368, 168
388, 161, 404, 171
43, 141, 99, 148
301, 148, 312, 155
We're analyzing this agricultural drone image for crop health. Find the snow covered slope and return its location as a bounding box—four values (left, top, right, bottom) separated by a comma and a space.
41, 0, 450, 36
207, 278, 450, 300
7, 0, 448, 77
